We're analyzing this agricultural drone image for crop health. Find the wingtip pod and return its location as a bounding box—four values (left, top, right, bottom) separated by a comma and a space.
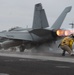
64, 6, 72, 13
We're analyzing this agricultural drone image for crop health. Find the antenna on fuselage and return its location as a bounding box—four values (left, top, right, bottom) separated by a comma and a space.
69, 22, 74, 34
26, 25, 28, 28
69, 22, 74, 29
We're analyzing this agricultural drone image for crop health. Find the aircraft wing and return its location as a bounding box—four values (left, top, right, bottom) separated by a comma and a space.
0, 31, 41, 41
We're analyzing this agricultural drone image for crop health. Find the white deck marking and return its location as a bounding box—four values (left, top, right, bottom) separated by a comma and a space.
56, 66, 70, 68
0, 73, 9, 75
0, 50, 74, 63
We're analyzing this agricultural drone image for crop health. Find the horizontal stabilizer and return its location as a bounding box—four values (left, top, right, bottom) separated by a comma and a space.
51, 6, 72, 30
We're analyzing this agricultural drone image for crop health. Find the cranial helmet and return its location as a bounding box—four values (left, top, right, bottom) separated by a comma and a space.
70, 34, 74, 38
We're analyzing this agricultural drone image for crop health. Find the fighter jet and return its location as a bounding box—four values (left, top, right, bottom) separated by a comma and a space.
0, 3, 72, 52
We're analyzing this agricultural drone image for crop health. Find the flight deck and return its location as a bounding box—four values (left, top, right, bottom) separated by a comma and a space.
0, 49, 74, 75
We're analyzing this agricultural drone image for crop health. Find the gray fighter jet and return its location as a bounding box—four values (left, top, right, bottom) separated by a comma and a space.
0, 3, 72, 52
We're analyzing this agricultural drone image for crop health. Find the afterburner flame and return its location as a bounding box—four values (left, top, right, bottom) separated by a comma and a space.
56, 29, 71, 36
56, 30, 65, 36
64, 30, 70, 36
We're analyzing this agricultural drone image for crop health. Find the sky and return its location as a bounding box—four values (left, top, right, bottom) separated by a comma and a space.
0, 0, 74, 31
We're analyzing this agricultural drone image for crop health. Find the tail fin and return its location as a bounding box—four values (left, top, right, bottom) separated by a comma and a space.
32, 3, 49, 29
51, 6, 72, 30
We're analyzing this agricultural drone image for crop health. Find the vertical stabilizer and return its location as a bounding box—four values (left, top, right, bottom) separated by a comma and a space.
32, 3, 49, 29
51, 6, 72, 29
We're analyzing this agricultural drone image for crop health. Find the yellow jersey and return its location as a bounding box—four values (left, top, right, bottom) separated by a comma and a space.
60, 37, 74, 49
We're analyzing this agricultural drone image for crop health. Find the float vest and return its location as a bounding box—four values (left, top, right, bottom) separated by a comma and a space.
60, 37, 74, 49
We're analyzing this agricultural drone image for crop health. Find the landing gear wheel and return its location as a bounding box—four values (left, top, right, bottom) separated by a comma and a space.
19, 45, 25, 52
